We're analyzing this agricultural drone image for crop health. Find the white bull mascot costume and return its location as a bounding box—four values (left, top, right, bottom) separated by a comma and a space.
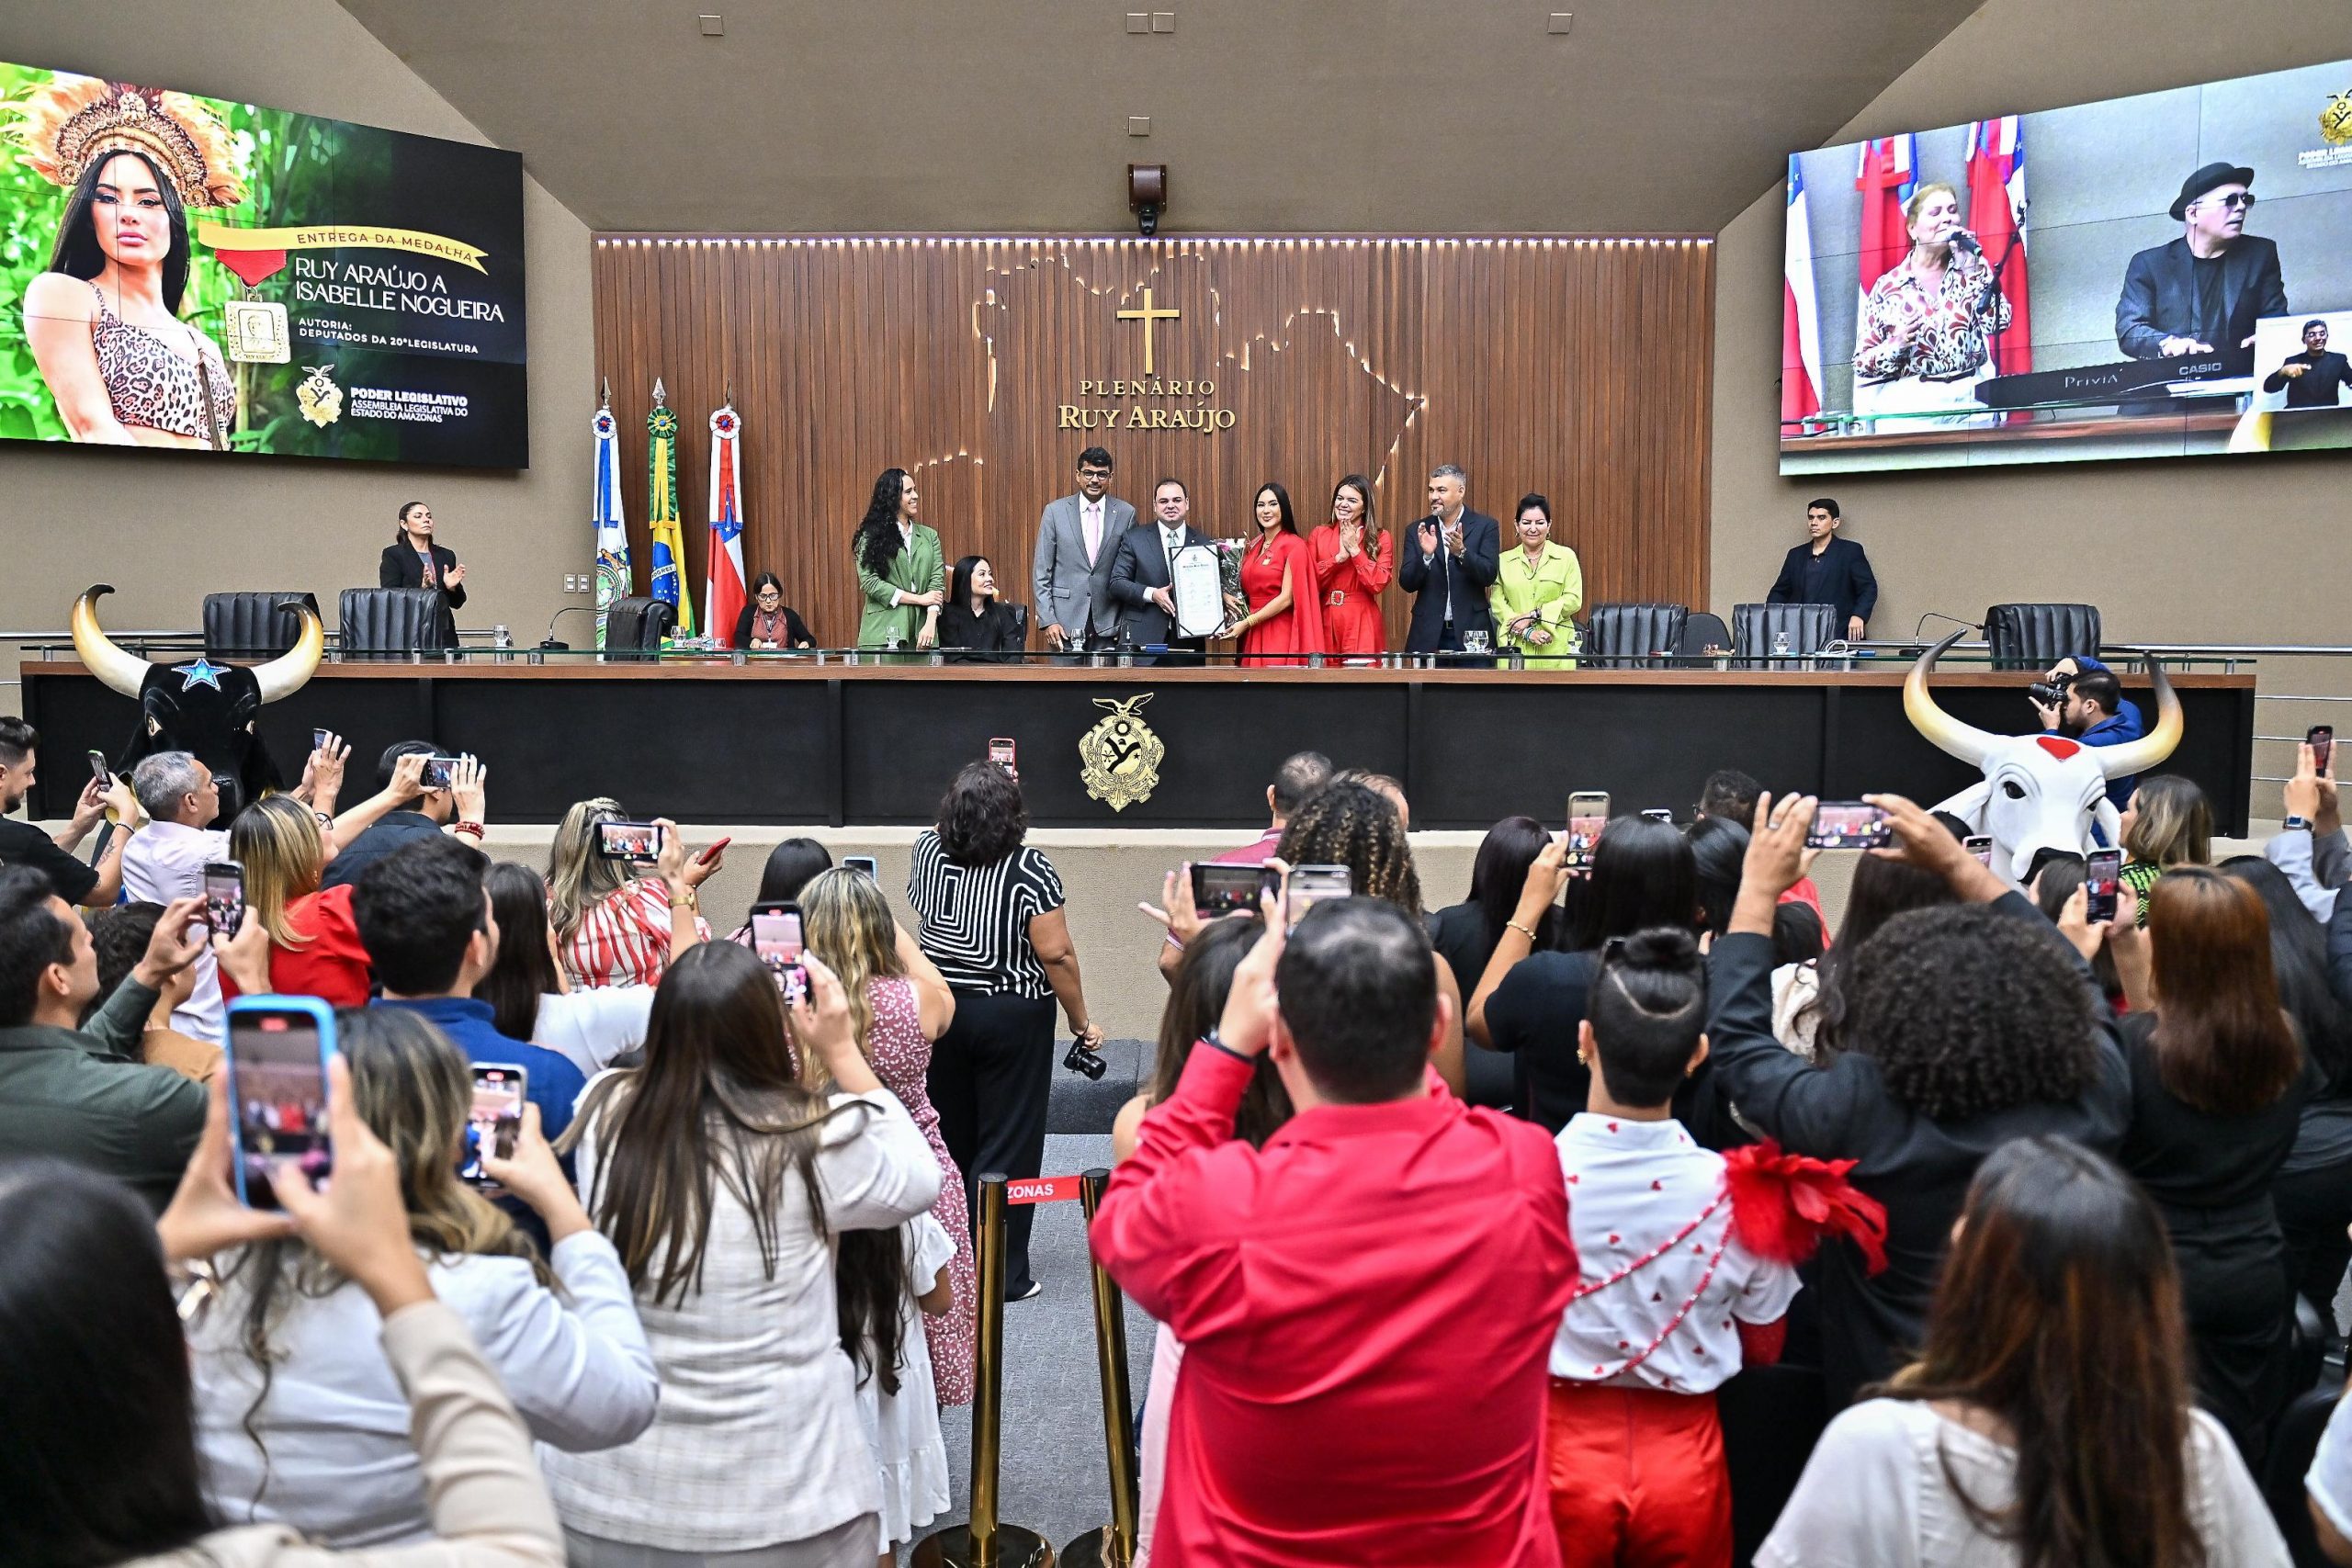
1905, 629, 2183, 886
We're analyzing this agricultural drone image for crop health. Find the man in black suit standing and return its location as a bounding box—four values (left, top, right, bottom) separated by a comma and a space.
1106, 476, 1213, 665
2115, 162, 2287, 362
2264, 318, 2352, 408
1767, 497, 1877, 642
1396, 464, 1500, 660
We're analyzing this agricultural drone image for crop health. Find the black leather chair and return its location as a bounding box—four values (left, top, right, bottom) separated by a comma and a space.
204, 592, 320, 659
1984, 603, 2101, 671
2264, 1382, 2342, 1566
1582, 604, 1689, 669
336, 587, 442, 659
603, 595, 678, 655
1735, 602, 1840, 661
1678, 611, 1731, 659
1719, 1361, 1829, 1567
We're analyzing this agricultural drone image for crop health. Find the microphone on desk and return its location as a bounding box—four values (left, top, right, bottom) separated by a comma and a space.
1909, 611, 1985, 654
538, 604, 601, 651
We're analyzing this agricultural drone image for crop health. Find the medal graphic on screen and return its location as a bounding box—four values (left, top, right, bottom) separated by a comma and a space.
296, 366, 343, 427
211, 241, 292, 365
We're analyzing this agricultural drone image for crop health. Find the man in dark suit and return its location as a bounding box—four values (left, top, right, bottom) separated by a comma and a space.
1767, 497, 1877, 641
1106, 477, 1213, 665
2264, 318, 2352, 408
1396, 464, 1500, 660
2115, 162, 2288, 362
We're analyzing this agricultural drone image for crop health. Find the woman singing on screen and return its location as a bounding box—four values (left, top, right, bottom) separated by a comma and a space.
12, 78, 245, 449
1227, 481, 1327, 667
1308, 474, 1390, 661
1852, 181, 2010, 428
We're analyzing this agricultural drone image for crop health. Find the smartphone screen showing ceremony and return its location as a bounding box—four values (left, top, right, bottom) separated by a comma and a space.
1284, 864, 1352, 931
595, 820, 665, 863
1192, 862, 1262, 919
2312, 725, 2335, 774
1566, 792, 1610, 870
989, 738, 1017, 775
225, 999, 334, 1211
1965, 834, 1995, 868
202, 862, 245, 936
2085, 849, 2123, 924
460, 1064, 527, 1188
752, 906, 808, 1007
1806, 802, 1893, 851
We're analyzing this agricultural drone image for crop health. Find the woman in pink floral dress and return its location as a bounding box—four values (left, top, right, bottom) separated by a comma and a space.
802, 866, 976, 1404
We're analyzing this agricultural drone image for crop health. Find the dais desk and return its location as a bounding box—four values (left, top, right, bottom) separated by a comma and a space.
19, 659, 2257, 833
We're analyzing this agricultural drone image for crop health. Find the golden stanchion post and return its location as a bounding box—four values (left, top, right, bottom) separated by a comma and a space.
915, 1173, 1053, 1568
1062, 1168, 1141, 1568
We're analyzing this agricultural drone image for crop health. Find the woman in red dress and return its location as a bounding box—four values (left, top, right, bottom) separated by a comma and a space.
1228, 481, 1327, 668
1307, 472, 1390, 660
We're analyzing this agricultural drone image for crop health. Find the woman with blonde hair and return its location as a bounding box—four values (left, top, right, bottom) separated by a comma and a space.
220, 795, 371, 1008
186, 1006, 657, 1548
548, 797, 718, 989
1851, 178, 2010, 427
2120, 773, 2215, 925
800, 865, 972, 1406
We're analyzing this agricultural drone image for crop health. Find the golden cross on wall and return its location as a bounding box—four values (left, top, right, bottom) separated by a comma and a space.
1116, 287, 1181, 375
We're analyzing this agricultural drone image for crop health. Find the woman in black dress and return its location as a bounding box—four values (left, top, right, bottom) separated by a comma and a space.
1426, 814, 1553, 1110
937, 555, 1024, 662
377, 500, 466, 649
2107, 864, 2311, 1457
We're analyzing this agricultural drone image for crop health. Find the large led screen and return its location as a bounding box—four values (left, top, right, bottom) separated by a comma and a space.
1781, 59, 2352, 474
0, 63, 526, 467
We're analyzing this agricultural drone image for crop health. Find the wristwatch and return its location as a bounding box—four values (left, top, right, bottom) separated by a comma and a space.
669, 886, 698, 910
2285, 815, 2314, 832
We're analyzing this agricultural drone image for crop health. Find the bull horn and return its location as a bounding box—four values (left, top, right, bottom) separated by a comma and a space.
1903, 628, 2000, 768
71, 584, 153, 698
2094, 652, 2184, 781
252, 604, 325, 704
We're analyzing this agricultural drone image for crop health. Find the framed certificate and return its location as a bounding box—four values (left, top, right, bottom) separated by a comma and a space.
1170, 543, 1226, 639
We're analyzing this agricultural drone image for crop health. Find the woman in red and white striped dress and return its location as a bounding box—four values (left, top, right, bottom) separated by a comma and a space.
549, 797, 717, 989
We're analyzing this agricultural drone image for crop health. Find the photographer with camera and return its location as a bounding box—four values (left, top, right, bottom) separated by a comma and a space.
2031, 655, 2145, 810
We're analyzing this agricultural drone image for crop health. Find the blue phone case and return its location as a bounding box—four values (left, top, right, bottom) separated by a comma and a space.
223, 994, 338, 1209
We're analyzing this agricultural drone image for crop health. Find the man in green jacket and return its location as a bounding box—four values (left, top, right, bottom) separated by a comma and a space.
854, 466, 947, 657
0, 866, 209, 1210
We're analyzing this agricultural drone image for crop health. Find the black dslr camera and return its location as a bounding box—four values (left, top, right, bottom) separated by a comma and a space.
1063, 1035, 1107, 1080
2026, 669, 2073, 708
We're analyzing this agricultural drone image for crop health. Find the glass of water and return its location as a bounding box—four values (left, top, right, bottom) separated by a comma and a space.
1463, 628, 1491, 657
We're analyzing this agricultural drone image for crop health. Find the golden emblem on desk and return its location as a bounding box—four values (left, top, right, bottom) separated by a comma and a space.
2324, 89, 2352, 146
1080, 694, 1164, 812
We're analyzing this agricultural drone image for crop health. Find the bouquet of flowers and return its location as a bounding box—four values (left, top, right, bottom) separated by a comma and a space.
1213, 537, 1248, 634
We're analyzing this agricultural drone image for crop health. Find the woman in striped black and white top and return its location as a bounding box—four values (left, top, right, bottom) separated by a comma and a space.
909, 760, 1102, 1302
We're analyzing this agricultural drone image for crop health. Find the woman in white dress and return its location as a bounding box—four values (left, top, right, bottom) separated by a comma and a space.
1760, 1135, 2286, 1568
476, 860, 703, 1075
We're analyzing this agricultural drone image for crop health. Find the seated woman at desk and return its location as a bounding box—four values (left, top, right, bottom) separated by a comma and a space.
939, 554, 1025, 662
732, 571, 816, 650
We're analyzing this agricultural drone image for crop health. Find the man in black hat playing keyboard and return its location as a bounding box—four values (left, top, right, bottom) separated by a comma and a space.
2115, 160, 2287, 361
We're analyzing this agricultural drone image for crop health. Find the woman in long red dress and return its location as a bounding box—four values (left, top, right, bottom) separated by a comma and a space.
1306, 472, 1390, 660
1228, 481, 1328, 667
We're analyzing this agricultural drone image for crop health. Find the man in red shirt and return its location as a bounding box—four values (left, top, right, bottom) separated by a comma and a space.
1094, 897, 1576, 1565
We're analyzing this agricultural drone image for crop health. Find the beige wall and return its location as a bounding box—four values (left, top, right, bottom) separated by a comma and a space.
1711, 0, 2352, 649
0, 0, 590, 660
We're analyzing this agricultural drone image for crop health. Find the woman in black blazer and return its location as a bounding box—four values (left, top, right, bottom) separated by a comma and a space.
378, 500, 466, 649
937, 554, 1024, 663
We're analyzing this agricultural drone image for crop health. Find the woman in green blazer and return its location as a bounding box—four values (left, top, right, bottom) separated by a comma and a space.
1488, 492, 1583, 668
853, 466, 946, 655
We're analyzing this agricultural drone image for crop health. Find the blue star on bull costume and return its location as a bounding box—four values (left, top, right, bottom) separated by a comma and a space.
73, 585, 323, 829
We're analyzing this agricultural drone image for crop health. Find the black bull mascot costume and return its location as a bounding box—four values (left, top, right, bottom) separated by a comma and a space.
73, 585, 323, 829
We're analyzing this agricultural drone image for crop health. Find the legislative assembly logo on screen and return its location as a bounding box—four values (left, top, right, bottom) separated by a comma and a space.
0, 62, 528, 468
1779, 56, 2352, 477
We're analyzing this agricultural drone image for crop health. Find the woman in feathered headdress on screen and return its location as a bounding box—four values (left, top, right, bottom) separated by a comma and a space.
6, 73, 245, 449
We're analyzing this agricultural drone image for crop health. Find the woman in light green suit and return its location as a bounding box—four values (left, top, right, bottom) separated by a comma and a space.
1488, 491, 1583, 668
853, 466, 946, 655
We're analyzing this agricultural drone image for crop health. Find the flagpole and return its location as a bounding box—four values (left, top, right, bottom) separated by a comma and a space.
591, 378, 631, 653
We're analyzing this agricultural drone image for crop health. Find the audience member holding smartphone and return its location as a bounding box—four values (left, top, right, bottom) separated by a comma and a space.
2073, 866, 2312, 1453
1, 1057, 575, 1568
219, 788, 412, 1010
183, 1006, 657, 1548
1426, 814, 1555, 1110
319, 740, 489, 892
1468, 815, 1701, 1131
547, 942, 942, 1563
2116, 773, 2215, 928
88, 902, 224, 1082
2267, 739, 2349, 922
477, 861, 701, 1077
0, 875, 209, 1209
548, 799, 719, 990
908, 761, 1100, 1303
121, 750, 233, 1039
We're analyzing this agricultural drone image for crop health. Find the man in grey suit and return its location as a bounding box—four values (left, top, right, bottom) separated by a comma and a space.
1032, 446, 1135, 657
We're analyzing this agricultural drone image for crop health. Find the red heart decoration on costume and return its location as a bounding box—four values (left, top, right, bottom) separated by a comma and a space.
1566, 1173, 1579, 1184
1650, 1179, 1662, 1190
1607, 1234, 1621, 1245
1607, 1122, 1620, 1133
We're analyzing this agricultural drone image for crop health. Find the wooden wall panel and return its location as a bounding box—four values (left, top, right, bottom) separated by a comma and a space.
589, 236, 1713, 649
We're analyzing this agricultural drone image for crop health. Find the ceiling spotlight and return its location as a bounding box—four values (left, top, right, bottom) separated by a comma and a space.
1128, 164, 1168, 237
